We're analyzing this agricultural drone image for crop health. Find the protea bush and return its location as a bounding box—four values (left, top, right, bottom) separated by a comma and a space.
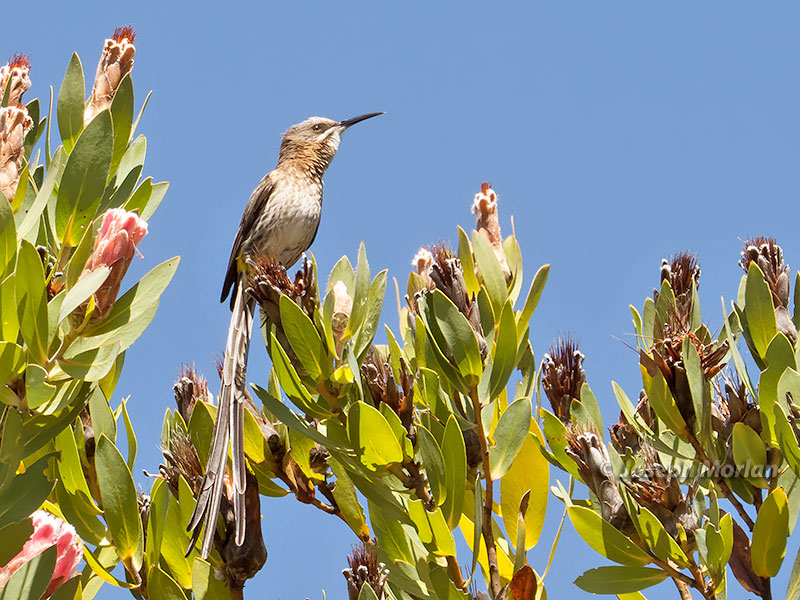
4, 27, 800, 600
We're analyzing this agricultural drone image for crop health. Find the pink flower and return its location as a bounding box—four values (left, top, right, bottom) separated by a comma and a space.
0, 510, 83, 597
82, 208, 148, 320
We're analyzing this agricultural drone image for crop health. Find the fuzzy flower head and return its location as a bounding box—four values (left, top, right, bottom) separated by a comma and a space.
0, 54, 31, 106
85, 26, 136, 125
81, 208, 148, 320
0, 510, 83, 597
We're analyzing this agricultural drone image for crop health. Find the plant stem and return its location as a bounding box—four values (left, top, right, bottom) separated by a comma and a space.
469, 385, 502, 600
672, 577, 693, 600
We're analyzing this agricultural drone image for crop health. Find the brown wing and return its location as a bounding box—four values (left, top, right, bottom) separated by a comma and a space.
220, 171, 276, 308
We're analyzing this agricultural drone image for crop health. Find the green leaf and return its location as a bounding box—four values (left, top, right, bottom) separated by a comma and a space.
89, 387, 116, 442
751, 487, 789, 577
574, 566, 667, 594
417, 425, 446, 506
682, 336, 710, 443
109, 74, 134, 174
121, 398, 137, 471
441, 416, 467, 530
519, 264, 549, 327
0, 342, 24, 385
567, 505, 652, 566
457, 226, 480, 296
471, 475, 482, 577
0, 517, 33, 566
95, 434, 143, 571
732, 422, 767, 484
16, 240, 49, 361
488, 301, 518, 400
330, 458, 369, 538
56, 53, 84, 152
472, 230, 507, 312
0, 545, 57, 600
147, 566, 187, 600
55, 111, 113, 246
430, 290, 483, 385
354, 270, 387, 359
641, 361, 689, 438
348, 401, 403, 469
48, 578, 82, 600
25, 364, 55, 409
80, 256, 180, 345
786, 541, 800, 600
0, 459, 55, 531
192, 558, 229, 600
745, 262, 778, 360
489, 397, 531, 479
280, 294, 329, 379
358, 582, 380, 600
265, 334, 334, 419
0, 190, 15, 278
57, 266, 111, 323
501, 429, 548, 551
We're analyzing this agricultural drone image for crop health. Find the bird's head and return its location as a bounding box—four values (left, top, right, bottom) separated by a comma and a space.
278, 113, 383, 169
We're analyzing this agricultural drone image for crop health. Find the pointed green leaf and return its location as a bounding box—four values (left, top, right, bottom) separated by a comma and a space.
56, 53, 84, 152
16, 240, 49, 361
501, 429, 548, 551
489, 397, 531, 479
567, 505, 652, 566
441, 416, 467, 530
752, 487, 789, 577
0, 545, 57, 600
280, 294, 329, 379
95, 434, 143, 570
57, 265, 111, 323
745, 262, 778, 359
348, 401, 403, 469
417, 425, 446, 505
574, 566, 667, 594
56, 111, 113, 246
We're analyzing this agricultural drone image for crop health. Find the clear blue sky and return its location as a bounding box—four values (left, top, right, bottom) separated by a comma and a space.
8, 2, 800, 598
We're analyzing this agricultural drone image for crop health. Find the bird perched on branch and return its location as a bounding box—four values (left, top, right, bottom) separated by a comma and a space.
187, 112, 383, 558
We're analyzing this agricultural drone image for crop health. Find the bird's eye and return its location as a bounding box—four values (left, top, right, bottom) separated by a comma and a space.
312, 123, 323, 132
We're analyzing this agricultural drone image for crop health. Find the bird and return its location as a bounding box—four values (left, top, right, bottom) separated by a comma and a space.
187, 112, 383, 559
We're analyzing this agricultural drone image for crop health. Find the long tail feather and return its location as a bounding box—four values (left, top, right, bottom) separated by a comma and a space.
186, 282, 253, 558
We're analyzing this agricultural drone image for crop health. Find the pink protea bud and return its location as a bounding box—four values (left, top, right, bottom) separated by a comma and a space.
84, 26, 136, 125
0, 104, 32, 202
0, 510, 83, 597
81, 208, 148, 320
471, 182, 511, 281
0, 54, 32, 107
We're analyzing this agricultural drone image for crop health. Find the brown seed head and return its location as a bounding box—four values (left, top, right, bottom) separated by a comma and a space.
155, 429, 204, 497
343, 541, 388, 600
173, 364, 212, 423
361, 346, 414, 430
739, 237, 790, 307
542, 335, 586, 422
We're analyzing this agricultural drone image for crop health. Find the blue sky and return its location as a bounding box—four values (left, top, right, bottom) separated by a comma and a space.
8, 2, 800, 598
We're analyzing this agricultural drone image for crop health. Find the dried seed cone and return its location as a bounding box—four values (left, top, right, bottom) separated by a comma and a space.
0, 105, 32, 201
85, 27, 136, 125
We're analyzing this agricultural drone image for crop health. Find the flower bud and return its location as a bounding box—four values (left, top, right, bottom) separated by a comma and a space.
411, 246, 434, 288
0, 510, 83, 598
331, 280, 353, 355
0, 54, 31, 107
0, 104, 32, 201
85, 26, 136, 125
80, 208, 148, 321
471, 182, 511, 281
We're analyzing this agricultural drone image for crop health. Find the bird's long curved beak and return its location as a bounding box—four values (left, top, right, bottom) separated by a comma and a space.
339, 112, 384, 130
